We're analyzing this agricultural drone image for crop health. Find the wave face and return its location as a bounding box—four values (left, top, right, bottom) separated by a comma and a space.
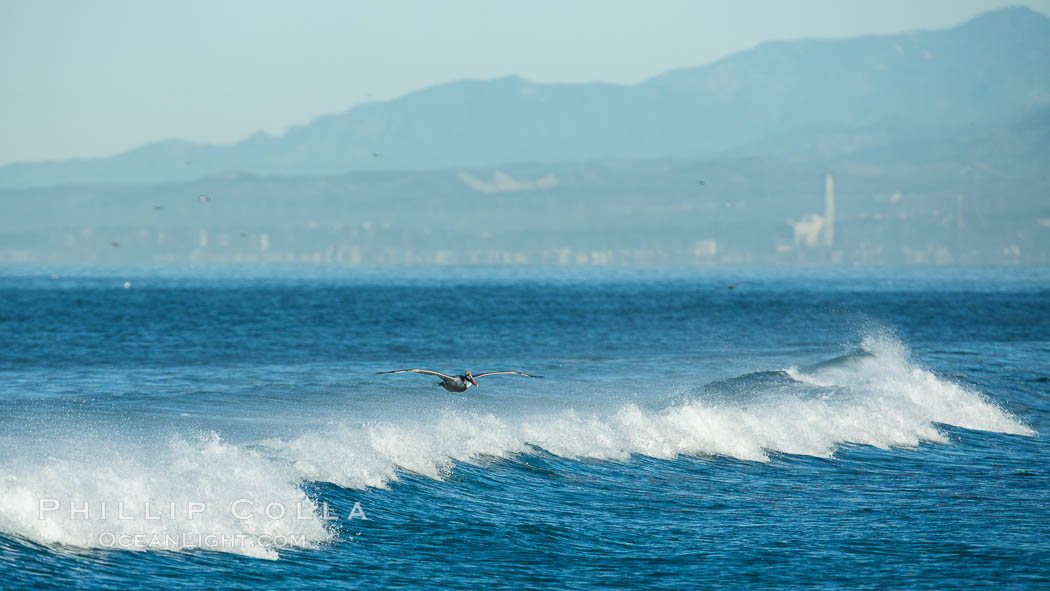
262, 333, 1034, 489
0, 333, 1034, 559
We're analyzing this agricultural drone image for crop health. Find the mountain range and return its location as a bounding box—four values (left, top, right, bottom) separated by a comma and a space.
2, 6, 1048, 188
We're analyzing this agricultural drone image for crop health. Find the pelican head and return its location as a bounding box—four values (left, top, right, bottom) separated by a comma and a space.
465, 371, 479, 388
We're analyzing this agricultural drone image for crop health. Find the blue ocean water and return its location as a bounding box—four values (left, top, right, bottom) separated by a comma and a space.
0, 266, 1047, 589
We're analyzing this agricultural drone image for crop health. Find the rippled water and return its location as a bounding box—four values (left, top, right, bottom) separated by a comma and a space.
1, 267, 1047, 589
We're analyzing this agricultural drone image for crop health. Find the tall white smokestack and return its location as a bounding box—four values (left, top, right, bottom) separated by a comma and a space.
824, 174, 835, 247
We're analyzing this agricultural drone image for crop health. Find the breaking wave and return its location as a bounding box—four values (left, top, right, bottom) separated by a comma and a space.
0, 433, 331, 560
0, 334, 1033, 558
264, 335, 1033, 489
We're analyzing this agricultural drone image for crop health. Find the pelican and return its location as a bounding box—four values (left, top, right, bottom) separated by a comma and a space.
376, 369, 542, 392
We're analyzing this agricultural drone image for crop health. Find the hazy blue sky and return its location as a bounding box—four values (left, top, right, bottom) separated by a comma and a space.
3, 0, 1048, 165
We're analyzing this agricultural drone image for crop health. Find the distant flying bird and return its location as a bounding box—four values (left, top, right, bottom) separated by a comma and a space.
153, 205, 163, 211
112, 242, 120, 248
240, 232, 248, 238
371, 152, 381, 158
697, 179, 706, 185
198, 195, 211, 202
376, 369, 542, 393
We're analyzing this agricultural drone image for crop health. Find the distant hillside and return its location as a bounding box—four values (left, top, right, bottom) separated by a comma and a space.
3, 148, 1048, 266
1, 6, 1048, 188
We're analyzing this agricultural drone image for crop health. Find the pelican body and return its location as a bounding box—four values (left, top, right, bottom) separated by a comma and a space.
376, 369, 541, 392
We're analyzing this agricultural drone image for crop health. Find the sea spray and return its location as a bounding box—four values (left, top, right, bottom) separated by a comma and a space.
0, 432, 332, 559
262, 334, 1034, 490
0, 334, 1034, 557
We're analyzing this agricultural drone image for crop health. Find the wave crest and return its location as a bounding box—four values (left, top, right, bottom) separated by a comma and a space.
264, 334, 1033, 488
0, 334, 1033, 558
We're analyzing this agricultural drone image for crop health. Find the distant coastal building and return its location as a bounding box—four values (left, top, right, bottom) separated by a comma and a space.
792, 214, 825, 247
690, 239, 718, 259
791, 174, 836, 248
824, 174, 835, 247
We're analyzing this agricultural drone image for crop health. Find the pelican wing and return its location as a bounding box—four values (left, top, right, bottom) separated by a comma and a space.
472, 371, 543, 379
376, 368, 455, 380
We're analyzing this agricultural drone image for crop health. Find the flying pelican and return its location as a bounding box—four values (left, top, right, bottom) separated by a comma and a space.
376, 369, 542, 392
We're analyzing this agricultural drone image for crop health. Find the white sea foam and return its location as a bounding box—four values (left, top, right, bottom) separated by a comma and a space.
0, 432, 332, 560
262, 334, 1034, 489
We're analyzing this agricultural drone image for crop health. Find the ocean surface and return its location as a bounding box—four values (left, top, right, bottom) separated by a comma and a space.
0, 266, 1047, 589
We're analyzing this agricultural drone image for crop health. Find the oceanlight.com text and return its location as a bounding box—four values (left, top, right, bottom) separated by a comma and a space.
96, 532, 309, 550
